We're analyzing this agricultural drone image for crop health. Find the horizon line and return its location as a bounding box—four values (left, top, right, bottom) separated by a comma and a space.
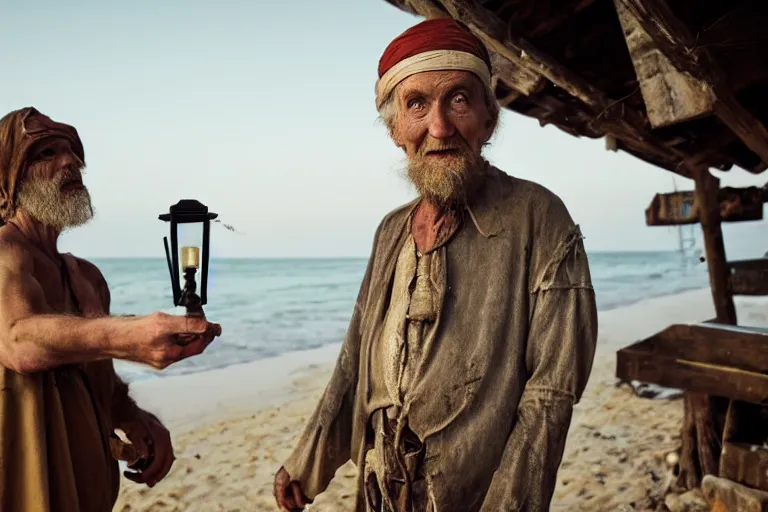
83, 249, 684, 260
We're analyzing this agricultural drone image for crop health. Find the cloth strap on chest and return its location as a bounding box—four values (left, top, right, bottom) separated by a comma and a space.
407, 253, 436, 323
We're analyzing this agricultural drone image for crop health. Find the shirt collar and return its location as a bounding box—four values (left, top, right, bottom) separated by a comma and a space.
464, 165, 504, 238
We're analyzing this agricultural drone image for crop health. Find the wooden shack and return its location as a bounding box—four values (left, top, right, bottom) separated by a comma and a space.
380, 0, 768, 509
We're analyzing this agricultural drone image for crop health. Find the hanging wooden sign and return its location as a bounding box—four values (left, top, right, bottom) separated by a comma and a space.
645, 186, 766, 226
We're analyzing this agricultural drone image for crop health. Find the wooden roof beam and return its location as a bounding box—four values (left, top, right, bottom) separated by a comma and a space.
530, 0, 601, 37
615, 0, 768, 171
402, 0, 547, 97
427, 0, 693, 178
614, 0, 714, 129
501, 0, 601, 38
489, 52, 545, 97
400, 0, 447, 19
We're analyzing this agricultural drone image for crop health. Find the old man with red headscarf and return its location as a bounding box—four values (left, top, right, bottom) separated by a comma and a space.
274, 19, 597, 512
0, 107, 222, 511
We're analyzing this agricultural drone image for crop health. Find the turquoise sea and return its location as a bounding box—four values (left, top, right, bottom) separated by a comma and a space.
97, 252, 708, 383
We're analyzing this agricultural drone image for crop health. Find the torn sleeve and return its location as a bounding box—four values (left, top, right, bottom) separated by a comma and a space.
282, 224, 381, 500
480, 227, 598, 511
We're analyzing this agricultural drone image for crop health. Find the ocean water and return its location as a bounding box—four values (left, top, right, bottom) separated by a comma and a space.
96, 251, 709, 383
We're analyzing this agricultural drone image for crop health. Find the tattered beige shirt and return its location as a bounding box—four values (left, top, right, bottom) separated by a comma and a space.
377, 221, 456, 411
364, 231, 443, 511
284, 166, 598, 511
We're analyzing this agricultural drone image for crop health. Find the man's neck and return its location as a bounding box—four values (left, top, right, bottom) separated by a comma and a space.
8, 210, 61, 258
417, 199, 450, 223
411, 199, 459, 254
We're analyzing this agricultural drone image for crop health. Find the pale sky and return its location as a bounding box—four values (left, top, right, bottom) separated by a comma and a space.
1, 0, 765, 259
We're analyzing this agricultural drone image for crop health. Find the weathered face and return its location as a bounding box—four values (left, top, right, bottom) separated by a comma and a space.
17, 137, 93, 230
391, 70, 496, 206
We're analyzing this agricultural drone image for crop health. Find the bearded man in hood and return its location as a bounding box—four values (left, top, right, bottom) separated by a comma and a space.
0, 107, 221, 511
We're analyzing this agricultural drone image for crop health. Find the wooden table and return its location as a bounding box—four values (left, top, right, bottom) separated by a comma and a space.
617, 323, 768, 491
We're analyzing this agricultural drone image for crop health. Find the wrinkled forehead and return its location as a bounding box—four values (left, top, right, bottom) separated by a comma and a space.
397, 70, 484, 99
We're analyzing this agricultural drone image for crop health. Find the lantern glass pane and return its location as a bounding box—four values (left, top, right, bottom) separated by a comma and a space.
177, 223, 203, 277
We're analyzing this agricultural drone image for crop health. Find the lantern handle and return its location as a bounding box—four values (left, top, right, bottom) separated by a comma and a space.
201, 218, 211, 305
163, 236, 180, 306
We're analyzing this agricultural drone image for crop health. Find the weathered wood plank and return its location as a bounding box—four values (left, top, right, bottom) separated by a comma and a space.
616, 351, 768, 404
437, 0, 601, 108
612, 0, 714, 82
729, 259, 768, 296
702, 475, 768, 511
524, 0, 600, 38
615, 0, 768, 169
613, 138, 688, 176
718, 399, 768, 492
713, 96, 768, 168
614, 0, 714, 128
517, 94, 603, 137
404, 0, 447, 19
401, 0, 547, 98
685, 130, 739, 171
719, 446, 768, 494
615, 321, 767, 488
645, 186, 766, 226
431, 0, 693, 176
624, 324, 768, 370
615, 323, 768, 403
489, 52, 545, 97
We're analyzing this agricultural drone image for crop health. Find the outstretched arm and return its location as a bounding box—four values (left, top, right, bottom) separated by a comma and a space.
480, 227, 598, 511
0, 244, 132, 372
0, 244, 220, 373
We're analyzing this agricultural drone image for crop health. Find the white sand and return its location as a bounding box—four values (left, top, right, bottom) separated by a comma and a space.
113, 289, 768, 511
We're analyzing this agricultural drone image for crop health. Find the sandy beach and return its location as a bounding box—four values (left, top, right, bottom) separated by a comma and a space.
113, 288, 768, 512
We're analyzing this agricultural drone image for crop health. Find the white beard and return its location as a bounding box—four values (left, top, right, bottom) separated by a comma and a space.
16, 177, 94, 231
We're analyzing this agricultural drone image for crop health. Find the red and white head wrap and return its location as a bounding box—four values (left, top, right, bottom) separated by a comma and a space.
375, 18, 494, 109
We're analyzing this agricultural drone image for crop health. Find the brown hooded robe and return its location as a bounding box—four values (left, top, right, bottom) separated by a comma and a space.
0, 108, 131, 511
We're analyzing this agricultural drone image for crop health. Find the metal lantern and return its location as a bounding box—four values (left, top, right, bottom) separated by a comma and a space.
158, 199, 218, 317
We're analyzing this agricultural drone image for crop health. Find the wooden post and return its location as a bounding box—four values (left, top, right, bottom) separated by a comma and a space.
676, 167, 737, 489
692, 169, 766, 497
693, 167, 737, 325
